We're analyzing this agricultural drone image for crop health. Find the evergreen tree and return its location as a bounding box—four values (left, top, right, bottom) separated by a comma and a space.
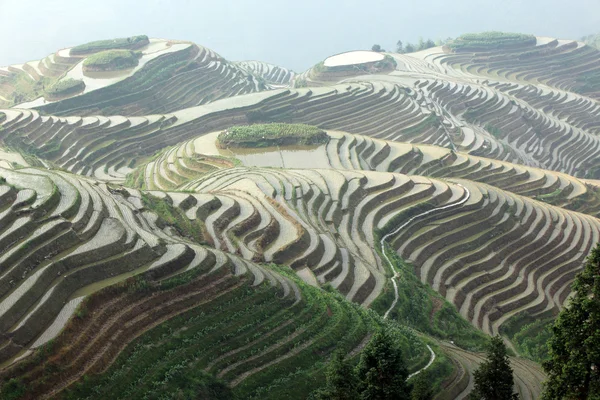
411, 371, 433, 400
311, 351, 358, 400
371, 44, 383, 52
404, 43, 415, 53
356, 328, 410, 400
396, 40, 404, 53
542, 243, 600, 399
470, 336, 518, 400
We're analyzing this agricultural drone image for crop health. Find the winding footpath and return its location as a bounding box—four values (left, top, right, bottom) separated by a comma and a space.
380, 183, 471, 377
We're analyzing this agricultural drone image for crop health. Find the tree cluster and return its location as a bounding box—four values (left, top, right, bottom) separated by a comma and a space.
312, 239, 600, 400
310, 328, 432, 400
370, 38, 451, 54
470, 336, 518, 400
542, 242, 600, 399
396, 37, 451, 53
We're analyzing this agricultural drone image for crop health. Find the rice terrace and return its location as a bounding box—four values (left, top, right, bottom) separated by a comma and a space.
0, 27, 599, 400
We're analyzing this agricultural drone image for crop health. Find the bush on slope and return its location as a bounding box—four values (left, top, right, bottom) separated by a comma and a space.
45, 78, 85, 99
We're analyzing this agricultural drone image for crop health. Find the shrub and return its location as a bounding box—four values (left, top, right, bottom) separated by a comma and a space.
0, 378, 26, 400
447, 32, 536, 52
45, 78, 85, 98
217, 123, 328, 148
83, 50, 141, 72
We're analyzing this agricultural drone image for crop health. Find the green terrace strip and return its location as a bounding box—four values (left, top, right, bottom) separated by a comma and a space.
70, 35, 149, 56
44, 78, 85, 99
217, 124, 329, 148
82, 50, 141, 72
0, 261, 435, 400
446, 32, 537, 52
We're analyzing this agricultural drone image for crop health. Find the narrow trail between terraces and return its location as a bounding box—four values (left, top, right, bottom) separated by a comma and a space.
380, 183, 471, 377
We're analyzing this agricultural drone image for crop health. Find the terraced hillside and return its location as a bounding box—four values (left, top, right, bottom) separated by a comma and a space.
236, 61, 295, 87
140, 129, 600, 217
0, 165, 442, 399
1, 38, 264, 114
138, 166, 597, 335
4, 31, 600, 398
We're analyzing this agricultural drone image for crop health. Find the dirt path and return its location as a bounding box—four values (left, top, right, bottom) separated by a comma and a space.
378, 183, 470, 379
437, 341, 545, 400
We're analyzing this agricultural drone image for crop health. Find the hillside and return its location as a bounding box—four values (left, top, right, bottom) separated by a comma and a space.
1, 31, 599, 399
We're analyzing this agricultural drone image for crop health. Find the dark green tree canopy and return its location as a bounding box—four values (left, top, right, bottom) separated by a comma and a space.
411, 371, 433, 400
470, 336, 517, 400
542, 243, 600, 400
311, 351, 358, 400
356, 328, 410, 400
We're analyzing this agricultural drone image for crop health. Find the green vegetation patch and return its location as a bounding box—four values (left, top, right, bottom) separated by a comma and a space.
141, 192, 205, 243
500, 311, 553, 362
0, 72, 52, 105
370, 243, 489, 351
45, 78, 85, 99
83, 50, 141, 72
5, 262, 435, 400
70, 35, 149, 55
447, 31, 536, 52
582, 33, 600, 50
217, 123, 329, 148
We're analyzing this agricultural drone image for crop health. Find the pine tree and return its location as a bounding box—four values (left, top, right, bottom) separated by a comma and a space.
396, 40, 404, 53
470, 336, 518, 400
411, 371, 433, 400
311, 351, 358, 400
542, 243, 600, 399
356, 328, 410, 400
